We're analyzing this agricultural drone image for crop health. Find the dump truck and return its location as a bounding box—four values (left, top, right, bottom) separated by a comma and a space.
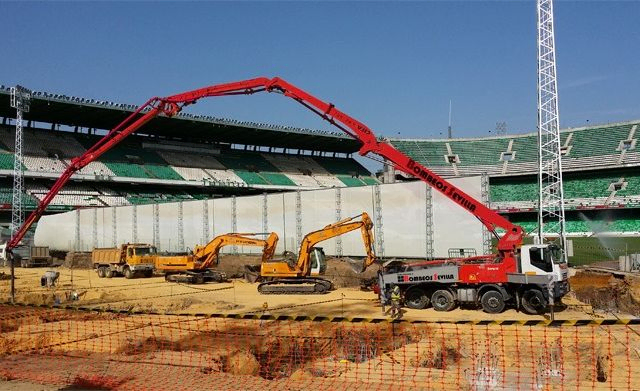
4, 245, 52, 268
93, 243, 156, 279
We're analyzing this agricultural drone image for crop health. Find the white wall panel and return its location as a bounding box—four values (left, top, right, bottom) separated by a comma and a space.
158, 203, 179, 252
266, 193, 287, 255
432, 176, 484, 257
234, 194, 266, 255
334, 186, 376, 257
136, 205, 154, 245
299, 188, 339, 256
182, 200, 204, 250
281, 192, 299, 254
377, 181, 428, 258
35, 177, 485, 259
34, 212, 75, 250
78, 210, 94, 251
115, 206, 134, 246
212, 198, 233, 254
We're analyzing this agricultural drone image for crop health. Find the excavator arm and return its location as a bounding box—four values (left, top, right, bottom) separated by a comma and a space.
8, 76, 523, 258
192, 232, 279, 271
295, 212, 377, 275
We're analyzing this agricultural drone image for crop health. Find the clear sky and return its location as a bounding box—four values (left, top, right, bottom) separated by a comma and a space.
2, 1, 639, 141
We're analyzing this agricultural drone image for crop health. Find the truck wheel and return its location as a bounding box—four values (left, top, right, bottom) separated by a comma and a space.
405, 287, 430, 309
431, 289, 455, 312
20, 259, 28, 268
124, 267, 134, 279
521, 289, 547, 315
105, 268, 114, 278
97, 267, 106, 278
481, 290, 506, 314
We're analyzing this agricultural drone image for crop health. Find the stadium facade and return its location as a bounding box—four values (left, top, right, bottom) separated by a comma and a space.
1, 84, 638, 252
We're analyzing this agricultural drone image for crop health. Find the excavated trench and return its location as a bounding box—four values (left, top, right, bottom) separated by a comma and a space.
570, 271, 640, 316
115, 322, 418, 380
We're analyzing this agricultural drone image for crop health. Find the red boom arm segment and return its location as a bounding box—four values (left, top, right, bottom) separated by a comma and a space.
7, 77, 523, 257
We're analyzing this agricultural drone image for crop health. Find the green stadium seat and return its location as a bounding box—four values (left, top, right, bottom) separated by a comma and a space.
259, 172, 296, 186
104, 162, 151, 179
0, 153, 16, 170
233, 170, 270, 185
389, 140, 449, 167
448, 139, 511, 166
361, 177, 380, 185
337, 175, 367, 187
570, 124, 634, 158
144, 164, 184, 181
313, 156, 372, 176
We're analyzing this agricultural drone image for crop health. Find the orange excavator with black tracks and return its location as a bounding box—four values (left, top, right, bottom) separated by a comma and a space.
255, 212, 376, 294
157, 232, 278, 284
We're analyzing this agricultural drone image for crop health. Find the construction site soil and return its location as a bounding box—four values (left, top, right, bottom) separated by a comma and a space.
1, 257, 639, 390
1, 255, 638, 321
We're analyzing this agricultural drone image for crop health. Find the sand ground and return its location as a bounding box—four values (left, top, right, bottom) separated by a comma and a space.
0, 263, 609, 321
2, 264, 639, 390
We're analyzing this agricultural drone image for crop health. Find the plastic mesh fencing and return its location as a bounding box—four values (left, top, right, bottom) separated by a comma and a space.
1, 304, 639, 390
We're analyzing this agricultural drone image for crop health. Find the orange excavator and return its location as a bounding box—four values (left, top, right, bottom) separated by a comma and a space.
255, 212, 377, 294
157, 232, 278, 284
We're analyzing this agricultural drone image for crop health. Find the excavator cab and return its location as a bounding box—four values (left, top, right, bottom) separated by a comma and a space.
309, 247, 327, 276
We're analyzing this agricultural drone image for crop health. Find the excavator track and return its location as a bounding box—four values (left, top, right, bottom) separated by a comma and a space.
165, 270, 227, 284
257, 278, 333, 294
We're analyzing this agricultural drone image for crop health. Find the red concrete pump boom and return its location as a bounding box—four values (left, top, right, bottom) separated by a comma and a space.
7, 77, 523, 261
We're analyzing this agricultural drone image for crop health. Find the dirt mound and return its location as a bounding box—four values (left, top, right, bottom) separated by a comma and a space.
324, 257, 379, 288
218, 254, 379, 288
63, 251, 92, 269
570, 271, 640, 316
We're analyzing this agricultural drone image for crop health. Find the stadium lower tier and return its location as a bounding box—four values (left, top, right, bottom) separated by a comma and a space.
502, 209, 640, 235
490, 168, 640, 210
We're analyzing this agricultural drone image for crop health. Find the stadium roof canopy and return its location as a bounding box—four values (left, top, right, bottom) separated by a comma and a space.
0, 87, 361, 154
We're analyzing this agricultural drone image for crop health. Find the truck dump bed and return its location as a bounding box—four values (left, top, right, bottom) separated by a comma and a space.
92, 248, 122, 265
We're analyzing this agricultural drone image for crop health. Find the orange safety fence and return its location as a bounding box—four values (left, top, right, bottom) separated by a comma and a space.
1, 304, 639, 390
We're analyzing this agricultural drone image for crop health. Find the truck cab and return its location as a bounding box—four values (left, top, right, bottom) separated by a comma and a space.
517, 244, 570, 300
125, 244, 157, 261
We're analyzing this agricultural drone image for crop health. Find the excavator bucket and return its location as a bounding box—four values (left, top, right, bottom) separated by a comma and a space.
243, 264, 261, 283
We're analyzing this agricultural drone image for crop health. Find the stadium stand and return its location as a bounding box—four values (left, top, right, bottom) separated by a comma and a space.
387, 120, 640, 237
390, 120, 640, 177
75, 135, 184, 181
203, 169, 248, 186
0, 185, 37, 208
214, 150, 296, 186
0, 124, 376, 192
0, 152, 16, 170
2, 83, 638, 239
22, 156, 66, 173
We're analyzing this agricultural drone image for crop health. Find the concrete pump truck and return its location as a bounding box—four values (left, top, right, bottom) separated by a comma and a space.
5, 77, 568, 314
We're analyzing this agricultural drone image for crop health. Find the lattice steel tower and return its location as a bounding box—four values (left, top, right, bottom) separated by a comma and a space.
9, 86, 31, 237
537, 0, 567, 258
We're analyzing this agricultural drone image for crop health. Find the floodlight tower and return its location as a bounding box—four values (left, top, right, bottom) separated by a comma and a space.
536, 0, 567, 259
9, 85, 31, 238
